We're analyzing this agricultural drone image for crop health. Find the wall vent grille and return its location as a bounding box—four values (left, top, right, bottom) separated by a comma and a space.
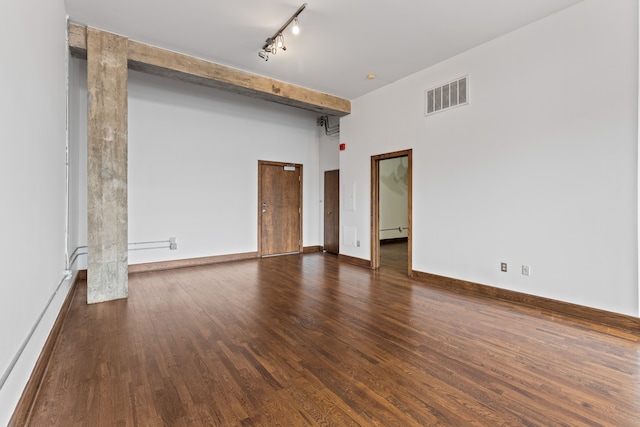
426, 76, 468, 116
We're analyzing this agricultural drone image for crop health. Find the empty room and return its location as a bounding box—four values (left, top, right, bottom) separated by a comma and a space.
1, 0, 639, 425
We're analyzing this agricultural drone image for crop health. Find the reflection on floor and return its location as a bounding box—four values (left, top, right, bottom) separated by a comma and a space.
24, 249, 640, 426
380, 239, 408, 274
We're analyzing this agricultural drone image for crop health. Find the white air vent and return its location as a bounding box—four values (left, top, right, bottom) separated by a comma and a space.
426, 76, 468, 116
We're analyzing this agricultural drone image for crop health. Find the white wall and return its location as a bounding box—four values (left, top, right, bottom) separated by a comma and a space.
0, 0, 69, 424
69, 57, 87, 269
318, 121, 341, 247
340, 0, 639, 316
70, 66, 325, 265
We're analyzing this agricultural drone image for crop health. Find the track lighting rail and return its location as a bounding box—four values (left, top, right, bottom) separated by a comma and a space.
259, 3, 307, 61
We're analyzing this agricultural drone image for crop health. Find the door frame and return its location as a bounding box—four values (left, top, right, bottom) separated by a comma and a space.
370, 149, 412, 275
257, 160, 303, 257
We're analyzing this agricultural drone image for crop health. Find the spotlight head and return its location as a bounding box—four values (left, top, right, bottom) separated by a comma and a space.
258, 50, 269, 61
292, 17, 300, 35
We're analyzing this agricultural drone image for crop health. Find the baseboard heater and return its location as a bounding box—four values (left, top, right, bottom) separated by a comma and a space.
380, 226, 408, 232
0, 274, 71, 392
68, 238, 178, 269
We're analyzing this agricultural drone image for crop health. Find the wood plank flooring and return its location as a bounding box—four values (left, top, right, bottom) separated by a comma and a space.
380, 240, 408, 274
25, 251, 640, 426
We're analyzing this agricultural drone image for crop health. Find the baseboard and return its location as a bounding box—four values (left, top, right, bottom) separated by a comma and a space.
338, 254, 372, 269
380, 237, 408, 245
412, 270, 640, 336
128, 251, 259, 274
101, 248, 321, 275
8, 273, 81, 427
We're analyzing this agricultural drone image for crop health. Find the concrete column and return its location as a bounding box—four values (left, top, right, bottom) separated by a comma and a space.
86, 28, 128, 304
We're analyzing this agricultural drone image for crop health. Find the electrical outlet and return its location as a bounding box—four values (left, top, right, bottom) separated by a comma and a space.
501, 262, 507, 272
522, 265, 530, 276
357, 240, 360, 247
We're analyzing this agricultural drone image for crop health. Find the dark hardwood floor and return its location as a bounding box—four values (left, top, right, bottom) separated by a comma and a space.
380, 240, 408, 274
25, 251, 640, 426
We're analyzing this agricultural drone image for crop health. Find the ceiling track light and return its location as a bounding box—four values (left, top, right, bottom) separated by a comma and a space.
258, 3, 306, 61
292, 17, 300, 35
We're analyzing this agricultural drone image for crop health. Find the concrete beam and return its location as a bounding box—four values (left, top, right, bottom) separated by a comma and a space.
68, 23, 351, 117
86, 27, 129, 304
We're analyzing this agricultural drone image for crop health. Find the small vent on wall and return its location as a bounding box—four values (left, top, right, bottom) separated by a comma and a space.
426, 76, 468, 116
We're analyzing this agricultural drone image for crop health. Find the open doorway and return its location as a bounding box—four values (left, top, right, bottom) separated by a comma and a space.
370, 149, 412, 275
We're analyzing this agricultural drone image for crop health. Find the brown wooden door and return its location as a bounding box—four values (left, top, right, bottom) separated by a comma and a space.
324, 170, 340, 254
259, 161, 302, 257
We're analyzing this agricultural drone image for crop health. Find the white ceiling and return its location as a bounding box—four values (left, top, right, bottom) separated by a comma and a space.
64, 0, 583, 100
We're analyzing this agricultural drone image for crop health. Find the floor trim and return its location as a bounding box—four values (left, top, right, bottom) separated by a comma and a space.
380, 237, 408, 245
412, 270, 640, 335
128, 252, 258, 274
338, 254, 372, 269
9, 273, 80, 427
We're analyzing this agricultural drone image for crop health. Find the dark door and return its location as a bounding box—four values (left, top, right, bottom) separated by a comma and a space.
324, 170, 340, 254
259, 161, 302, 257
